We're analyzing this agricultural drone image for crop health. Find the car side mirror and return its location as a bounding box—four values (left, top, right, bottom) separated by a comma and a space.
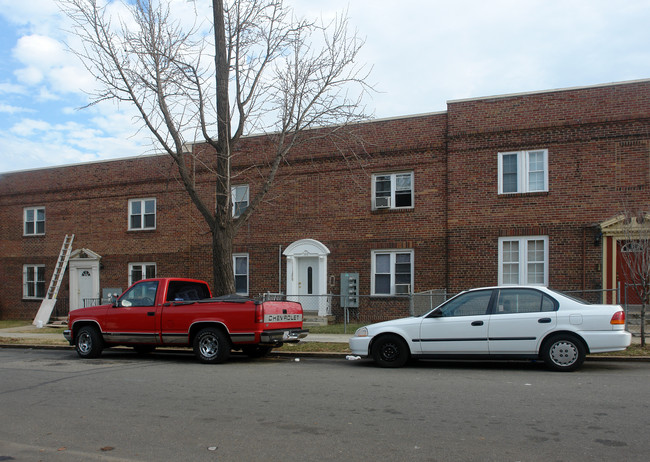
428, 309, 443, 318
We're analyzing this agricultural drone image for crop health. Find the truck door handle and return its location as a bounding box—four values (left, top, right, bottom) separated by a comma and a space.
538, 318, 551, 324
471, 321, 484, 326
147, 312, 155, 316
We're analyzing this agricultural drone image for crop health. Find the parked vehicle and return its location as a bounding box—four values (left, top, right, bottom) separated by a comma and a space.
349, 286, 631, 371
64, 278, 307, 363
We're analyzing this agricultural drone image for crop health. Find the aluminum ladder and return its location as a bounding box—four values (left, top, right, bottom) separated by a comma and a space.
33, 234, 75, 327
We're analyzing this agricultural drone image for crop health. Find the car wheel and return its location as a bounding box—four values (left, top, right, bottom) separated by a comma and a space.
242, 345, 274, 358
371, 334, 409, 368
193, 327, 231, 364
542, 334, 586, 372
75, 326, 103, 359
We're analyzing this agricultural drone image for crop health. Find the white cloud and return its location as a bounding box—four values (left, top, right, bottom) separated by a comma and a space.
0, 103, 31, 114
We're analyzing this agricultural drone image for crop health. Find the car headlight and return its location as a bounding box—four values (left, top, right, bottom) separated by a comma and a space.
354, 326, 368, 337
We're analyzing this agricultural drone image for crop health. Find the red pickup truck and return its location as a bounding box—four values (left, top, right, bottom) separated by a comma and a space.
63, 278, 307, 363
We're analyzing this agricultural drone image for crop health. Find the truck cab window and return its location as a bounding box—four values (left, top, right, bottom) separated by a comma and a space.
120, 281, 159, 307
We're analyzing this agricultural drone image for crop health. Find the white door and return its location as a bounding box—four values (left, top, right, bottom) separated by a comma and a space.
78, 268, 94, 308
296, 257, 320, 312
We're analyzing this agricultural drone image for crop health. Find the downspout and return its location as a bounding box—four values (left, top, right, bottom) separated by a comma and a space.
278, 245, 282, 294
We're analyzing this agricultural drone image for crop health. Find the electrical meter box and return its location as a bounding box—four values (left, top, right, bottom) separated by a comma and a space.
340, 273, 359, 308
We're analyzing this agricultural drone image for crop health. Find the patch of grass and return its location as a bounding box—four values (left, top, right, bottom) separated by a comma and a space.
305, 323, 365, 335
0, 320, 32, 329
593, 344, 650, 357
274, 342, 351, 353
0, 337, 69, 346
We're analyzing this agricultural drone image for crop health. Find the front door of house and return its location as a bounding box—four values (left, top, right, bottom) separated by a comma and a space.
617, 240, 643, 304
283, 239, 330, 316
296, 256, 320, 312
69, 248, 102, 311
78, 268, 94, 308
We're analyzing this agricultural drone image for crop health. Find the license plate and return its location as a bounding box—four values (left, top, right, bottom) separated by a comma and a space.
264, 313, 302, 322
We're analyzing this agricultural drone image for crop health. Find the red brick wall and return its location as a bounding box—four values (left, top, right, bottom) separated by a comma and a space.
1, 80, 649, 320
446, 81, 650, 292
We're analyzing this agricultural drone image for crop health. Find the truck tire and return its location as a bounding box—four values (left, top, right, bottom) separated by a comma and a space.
75, 325, 103, 359
194, 327, 231, 364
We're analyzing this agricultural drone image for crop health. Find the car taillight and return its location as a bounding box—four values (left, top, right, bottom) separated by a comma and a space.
610, 311, 625, 325
255, 304, 263, 323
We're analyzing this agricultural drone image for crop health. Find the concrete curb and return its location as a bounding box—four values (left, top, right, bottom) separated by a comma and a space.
1, 342, 648, 361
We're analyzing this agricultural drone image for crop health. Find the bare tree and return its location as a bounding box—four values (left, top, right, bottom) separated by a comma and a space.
58, 0, 371, 294
619, 209, 650, 347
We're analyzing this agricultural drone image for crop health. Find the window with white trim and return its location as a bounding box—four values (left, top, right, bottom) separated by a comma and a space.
231, 185, 249, 217
498, 236, 548, 286
371, 250, 413, 295
23, 264, 45, 299
128, 262, 157, 286
128, 198, 156, 230
233, 253, 249, 295
498, 150, 548, 194
372, 172, 414, 210
24, 207, 45, 236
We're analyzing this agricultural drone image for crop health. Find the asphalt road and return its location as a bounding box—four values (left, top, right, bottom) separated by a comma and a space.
1, 348, 649, 462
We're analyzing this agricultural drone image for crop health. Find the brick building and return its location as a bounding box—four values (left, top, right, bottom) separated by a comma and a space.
1, 79, 649, 321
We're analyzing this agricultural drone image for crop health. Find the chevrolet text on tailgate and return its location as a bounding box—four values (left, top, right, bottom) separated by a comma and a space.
63, 278, 308, 363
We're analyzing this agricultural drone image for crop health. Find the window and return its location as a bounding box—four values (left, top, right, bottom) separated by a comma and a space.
494, 288, 557, 314
372, 172, 414, 210
437, 290, 493, 317
119, 280, 159, 307
498, 150, 548, 194
232, 185, 249, 217
498, 236, 548, 286
129, 198, 156, 230
128, 263, 157, 286
24, 207, 45, 236
371, 250, 413, 295
233, 254, 249, 295
23, 264, 45, 299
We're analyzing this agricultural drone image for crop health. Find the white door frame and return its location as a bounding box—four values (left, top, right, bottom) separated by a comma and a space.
283, 239, 330, 316
69, 248, 101, 311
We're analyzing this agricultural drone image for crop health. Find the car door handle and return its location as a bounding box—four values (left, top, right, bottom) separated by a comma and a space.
538, 318, 552, 324
147, 312, 155, 316
471, 321, 484, 326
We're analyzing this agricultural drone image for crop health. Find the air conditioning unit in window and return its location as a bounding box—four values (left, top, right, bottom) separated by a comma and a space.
395, 284, 411, 295
374, 196, 391, 209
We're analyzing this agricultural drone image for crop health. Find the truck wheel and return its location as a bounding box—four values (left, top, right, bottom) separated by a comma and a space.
194, 327, 231, 364
242, 345, 274, 358
76, 326, 103, 359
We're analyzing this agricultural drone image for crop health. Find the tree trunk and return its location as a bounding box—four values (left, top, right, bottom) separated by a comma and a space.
211, 224, 235, 296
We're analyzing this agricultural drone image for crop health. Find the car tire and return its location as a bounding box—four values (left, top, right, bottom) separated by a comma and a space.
541, 334, 586, 372
193, 327, 231, 364
242, 345, 274, 358
75, 325, 103, 359
371, 334, 409, 368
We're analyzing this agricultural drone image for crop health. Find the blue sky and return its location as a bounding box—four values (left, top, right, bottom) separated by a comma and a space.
2, 0, 650, 173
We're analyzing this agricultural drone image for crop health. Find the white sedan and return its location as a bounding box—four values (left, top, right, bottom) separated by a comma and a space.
349, 286, 631, 371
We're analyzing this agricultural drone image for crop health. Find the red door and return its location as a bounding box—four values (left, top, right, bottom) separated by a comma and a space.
617, 241, 643, 305
103, 280, 159, 343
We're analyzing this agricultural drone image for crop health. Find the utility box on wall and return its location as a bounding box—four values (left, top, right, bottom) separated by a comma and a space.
340, 273, 359, 308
